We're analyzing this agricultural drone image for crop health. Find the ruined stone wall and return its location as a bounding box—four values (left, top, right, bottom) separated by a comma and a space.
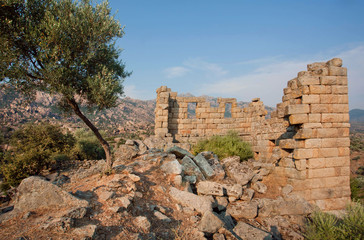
154, 58, 350, 211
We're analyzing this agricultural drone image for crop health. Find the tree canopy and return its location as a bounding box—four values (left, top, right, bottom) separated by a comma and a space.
0, 0, 131, 168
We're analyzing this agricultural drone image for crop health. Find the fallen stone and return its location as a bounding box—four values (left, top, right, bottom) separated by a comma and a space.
14, 176, 88, 213
181, 156, 205, 181
201, 152, 225, 180
125, 139, 135, 146
72, 224, 97, 238
183, 175, 197, 184
133, 216, 151, 232
169, 187, 213, 214
198, 211, 224, 234
226, 201, 258, 220
119, 196, 131, 209
216, 197, 228, 211
98, 190, 115, 201
154, 210, 171, 222
167, 146, 195, 159
222, 184, 243, 199
251, 181, 267, 194
233, 221, 273, 240
224, 162, 254, 185
221, 156, 240, 166
282, 184, 294, 196
109, 206, 122, 213
135, 139, 149, 155
128, 173, 140, 182
213, 233, 225, 240
113, 145, 138, 164
161, 159, 182, 175
173, 175, 183, 186
63, 207, 88, 219
241, 188, 255, 201
194, 153, 215, 179
197, 181, 224, 196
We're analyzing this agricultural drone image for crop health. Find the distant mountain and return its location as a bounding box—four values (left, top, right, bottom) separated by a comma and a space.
350, 109, 364, 122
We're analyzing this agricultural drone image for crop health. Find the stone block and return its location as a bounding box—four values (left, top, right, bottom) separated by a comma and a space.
331, 86, 348, 94
324, 176, 349, 188
319, 148, 339, 158
295, 159, 307, 171
279, 139, 296, 149
293, 148, 313, 159
335, 166, 350, 176
328, 66, 347, 76
285, 104, 310, 115
321, 113, 349, 123
338, 128, 350, 137
317, 128, 338, 138
297, 75, 320, 86
295, 128, 318, 139
289, 114, 308, 124
309, 85, 331, 94
302, 95, 320, 104
331, 104, 349, 113
307, 158, 325, 169
302, 123, 322, 128
311, 104, 331, 113
305, 139, 321, 148
320, 76, 348, 85
310, 186, 350, 200
338, 147, 350, 156
327, 58, 342, 67
323, 197, 350, 211
197, 181, 224, 196
308, 114, 321, 123
308, 167, 336, 178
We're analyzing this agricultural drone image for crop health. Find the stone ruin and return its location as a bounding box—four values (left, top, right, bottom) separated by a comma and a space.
154, 58, 350, 211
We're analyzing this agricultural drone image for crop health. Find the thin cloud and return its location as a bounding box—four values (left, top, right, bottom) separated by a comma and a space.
163, 66, 190, 79
183, 58, 228, 76
123, 84, 153, 100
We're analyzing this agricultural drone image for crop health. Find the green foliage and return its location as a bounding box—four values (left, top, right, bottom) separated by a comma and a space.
350, 135, 364, 152
351, 177, 364, 202
192, 131, 253, 161
304, 203, 364, 240
71, 128, 105, 160
0, 123, 75, 190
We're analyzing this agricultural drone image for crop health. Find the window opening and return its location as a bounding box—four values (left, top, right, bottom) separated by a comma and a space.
187, 102, 197, 119
224, 103, 232, 118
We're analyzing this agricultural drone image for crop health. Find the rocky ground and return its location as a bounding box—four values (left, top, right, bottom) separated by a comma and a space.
0, 137, 314, 240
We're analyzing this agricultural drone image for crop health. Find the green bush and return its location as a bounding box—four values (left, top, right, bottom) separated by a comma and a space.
351, 177, 364, 202
192, 131, 253, 161
0, 123, 75, 190
71, 128, 105, 160
304, 202, 364, 240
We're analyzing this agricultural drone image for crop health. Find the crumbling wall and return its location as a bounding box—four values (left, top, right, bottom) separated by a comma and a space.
154, 58, 350, 211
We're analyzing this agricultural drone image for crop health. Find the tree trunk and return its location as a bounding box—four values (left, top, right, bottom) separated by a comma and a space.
66, 98, 112, 170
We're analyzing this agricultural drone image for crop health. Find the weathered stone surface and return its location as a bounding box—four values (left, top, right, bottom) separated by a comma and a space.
133, 216, 151, 232
154, 211, 171, 222
72, 224, 97, 238
135, 139, 149, 155
14, 176, 88, 212
251, 181, 268, 194
113, 145, 138, 164
233, 221, 273, 240
161, 159, 182, 175
169, 187, 213, 214
167, 146, 194, 159
201, 152, 225, 180
226, 201, 258, 220
194, 153, 215, 179
198, 211, 224, 234
241, 188, 255, 201
222, 184, 243, 199
197, 181, 224, 196
98, 190, 115, 201
224, 162, 254, 185
181, 156, 205, 181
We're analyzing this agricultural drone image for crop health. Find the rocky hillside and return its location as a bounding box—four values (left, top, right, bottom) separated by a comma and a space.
0, 87, 156, 136
0, 137, 311, 239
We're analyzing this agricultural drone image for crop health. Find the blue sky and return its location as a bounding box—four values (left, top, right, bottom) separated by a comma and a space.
108, 0, 364, 109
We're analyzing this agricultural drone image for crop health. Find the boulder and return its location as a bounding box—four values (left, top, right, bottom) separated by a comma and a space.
251, 181, 267, 194
113, 145, 138, 164
14, 176, 88, 212
135, 140, 149, 155
197, 181, 224, 196
167, 146, 195, 159
224, 162, 254, 185
200, 152, 225, 180
233, 221, 273, 240
226, 201, 258, 220
169, 187, 214, 214
161, 159, 182, 175
198, 211, 224, 234
194, 153, 215, 179
72, 224, 97, 238
181, 156, 205, 181
133, 216, 151, 232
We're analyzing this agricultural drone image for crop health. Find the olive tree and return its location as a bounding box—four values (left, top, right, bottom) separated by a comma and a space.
0, 0, 130, 169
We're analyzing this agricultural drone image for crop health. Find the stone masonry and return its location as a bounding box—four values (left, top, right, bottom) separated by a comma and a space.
154, 58, 350, 211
